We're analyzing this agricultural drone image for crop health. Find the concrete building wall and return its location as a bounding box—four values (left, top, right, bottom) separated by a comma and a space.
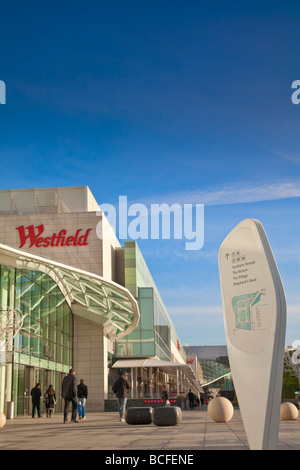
101, 214, 121, 281
0, 186, 99, 214
0, 211, 122, 279
73, 316, 109, 412
171, 341, 185, 364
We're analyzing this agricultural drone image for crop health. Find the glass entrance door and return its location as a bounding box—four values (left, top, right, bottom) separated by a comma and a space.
12, 364, 33, 416
13, 364, 25, 416
12, 365, 66, 416
23, 365, 31, 416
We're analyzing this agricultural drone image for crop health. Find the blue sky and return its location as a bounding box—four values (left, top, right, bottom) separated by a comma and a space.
0, 1, 300, 346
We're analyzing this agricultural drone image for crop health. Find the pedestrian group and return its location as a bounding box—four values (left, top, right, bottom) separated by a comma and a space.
30, 369, 203, 424
30, 368, 88, 423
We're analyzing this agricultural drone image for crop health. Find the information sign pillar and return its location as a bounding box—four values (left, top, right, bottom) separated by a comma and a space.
218, 219, 286, 450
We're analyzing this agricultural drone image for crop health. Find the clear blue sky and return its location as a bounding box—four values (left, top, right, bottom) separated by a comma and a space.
0, 1, 299, 345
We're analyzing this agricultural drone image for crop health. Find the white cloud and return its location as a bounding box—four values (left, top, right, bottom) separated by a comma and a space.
198, 181, 300, 205
128, 180, 300, 207
168, 305, 223, 317
276, 152, 300, 165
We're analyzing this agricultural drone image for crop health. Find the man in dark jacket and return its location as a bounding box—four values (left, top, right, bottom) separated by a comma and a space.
188, 389, 195, 410
30, 383, 42, 418
62, 368, 78, 423
112, 372, 131, 421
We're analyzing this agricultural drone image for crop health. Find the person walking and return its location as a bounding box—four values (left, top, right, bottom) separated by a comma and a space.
77, 379, 88, 420
30, 383, 42, 418
188, 390, 195, 410
62, 368, 78, 424
112, 371, 131, 422
44, 385, 56, 417
161, 385, 169, 406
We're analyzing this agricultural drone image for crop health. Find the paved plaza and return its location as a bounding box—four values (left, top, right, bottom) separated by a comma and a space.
0, 407, 300, 451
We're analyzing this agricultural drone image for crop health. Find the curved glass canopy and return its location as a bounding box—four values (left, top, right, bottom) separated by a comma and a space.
0, 244, 140, 340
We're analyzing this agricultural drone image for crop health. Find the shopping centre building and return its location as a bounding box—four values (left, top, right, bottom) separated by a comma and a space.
0, 187, 202, 416
185, 345, 234, 400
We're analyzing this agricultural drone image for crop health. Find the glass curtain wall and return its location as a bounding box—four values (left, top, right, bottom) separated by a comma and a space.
14, 269, 72, 368
0, 265, 73, 416
112, 241, 187, 400
115, 288, 155, 357
115, 287, 173, 360
116, 241, 184, 362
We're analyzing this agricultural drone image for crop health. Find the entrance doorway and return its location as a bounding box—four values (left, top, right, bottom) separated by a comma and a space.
13, 364, 66, 416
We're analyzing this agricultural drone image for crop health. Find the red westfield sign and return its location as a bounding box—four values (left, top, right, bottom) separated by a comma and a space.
16, 225, 92, 248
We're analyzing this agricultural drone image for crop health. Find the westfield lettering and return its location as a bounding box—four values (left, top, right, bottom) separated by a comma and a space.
16, 225, 92, 249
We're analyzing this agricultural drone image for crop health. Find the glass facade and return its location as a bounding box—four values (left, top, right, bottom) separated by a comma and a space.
116, 288, 157, 358
14, 268, 73, 367
111, 241, 192, 400
115, 241, 186, 362
0, 265, 73, 416
199, 358, 234, 394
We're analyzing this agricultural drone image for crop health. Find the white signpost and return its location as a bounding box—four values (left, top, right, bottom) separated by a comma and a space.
218, 219, 286, 450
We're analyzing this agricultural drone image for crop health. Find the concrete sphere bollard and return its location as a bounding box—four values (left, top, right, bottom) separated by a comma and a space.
0, 412, 6, 429
280, 402, 298, 421
207, 397, 234, 423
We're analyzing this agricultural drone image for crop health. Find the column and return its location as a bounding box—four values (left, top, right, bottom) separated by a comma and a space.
149, 367, 153, 398
176, 368, 180, 397
155, 368, 159, 398
180, 369, 183, 394
132, 368, 137, 398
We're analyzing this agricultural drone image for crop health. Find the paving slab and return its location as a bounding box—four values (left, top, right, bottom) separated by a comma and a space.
0, 407, 300, 451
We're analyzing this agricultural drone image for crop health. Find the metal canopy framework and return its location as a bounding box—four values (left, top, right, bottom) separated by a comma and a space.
55, 266, 138, 338
199, 359, 231, 387
0, 244, 140, 340
112, 358, 203, 393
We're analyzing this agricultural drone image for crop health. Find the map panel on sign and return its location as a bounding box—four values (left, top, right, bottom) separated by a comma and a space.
232, 291, 265, 331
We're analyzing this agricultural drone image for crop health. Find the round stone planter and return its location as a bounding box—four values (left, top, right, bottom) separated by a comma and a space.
207, 397, 234, 423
